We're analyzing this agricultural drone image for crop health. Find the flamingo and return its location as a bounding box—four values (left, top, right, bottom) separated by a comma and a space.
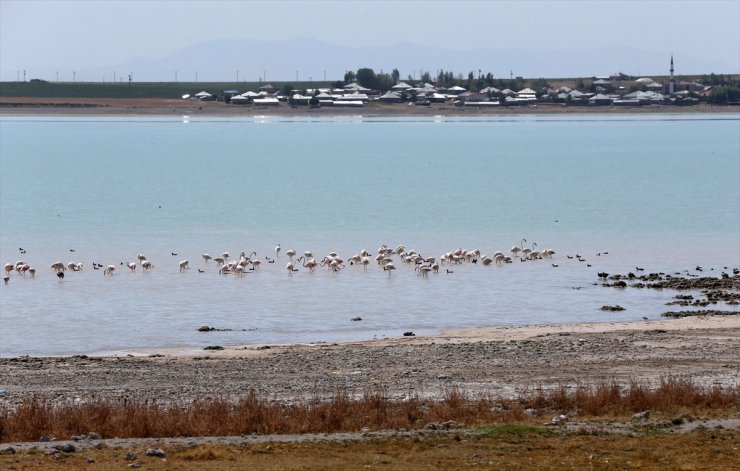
202, 253, 212, 263
416, 265, 432, 277
522, 242, 536, 259
275, 244, 281, 258
286, 261, 298, 274
250, 259, 262, 270
222, 252, 230, 260
50, 261, 65, 272
511, 239, 526, 258
360, 257, 370, 270
383, 262, 396, 277
302, 257, 318, 273
3, 263, 13, 276
137, 254, 147, 263
285, 249, 297, 262
179, 260, 189, 272
126, 262, 136, 272
142, 260, 154, 270
104, 265, 116, 275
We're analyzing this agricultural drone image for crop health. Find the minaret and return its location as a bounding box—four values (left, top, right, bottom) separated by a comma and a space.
669, 54, 675, 95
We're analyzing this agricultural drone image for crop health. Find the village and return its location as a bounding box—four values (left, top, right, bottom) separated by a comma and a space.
186, 62, 736, 109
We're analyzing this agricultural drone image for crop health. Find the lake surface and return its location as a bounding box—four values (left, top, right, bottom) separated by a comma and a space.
1, 113, 738, 356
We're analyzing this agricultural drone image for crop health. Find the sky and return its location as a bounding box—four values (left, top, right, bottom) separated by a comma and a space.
1, 0, 739, 81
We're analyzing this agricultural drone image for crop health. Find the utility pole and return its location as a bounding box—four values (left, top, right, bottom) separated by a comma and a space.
195, 71, 198, 82
23, 70, 26, 82
296, 71, 299, 81
56, 71, 58, 82
324, 70, 326, 81
175, 70, 178, 82
73, 71, 75, 82
114, 71, 116, 83
236, 70, 239, 82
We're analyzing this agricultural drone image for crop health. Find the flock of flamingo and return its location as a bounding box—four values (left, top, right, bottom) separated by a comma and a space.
3, 239, 557, 284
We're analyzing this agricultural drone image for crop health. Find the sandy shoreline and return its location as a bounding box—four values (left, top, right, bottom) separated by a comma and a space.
1, 316, 737, 404
1, 97, 738, 116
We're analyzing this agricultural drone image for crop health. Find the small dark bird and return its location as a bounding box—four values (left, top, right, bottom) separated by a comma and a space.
265, 257, 274, 263
198, 269, 204, 273
57, 272, 64, 282
69, 249, 75, 252
603, 251, 609, 255
93, 265, 100, 270
587, 264, 592, 267
552, 264, 559, 267
695, 266, 703, 272
598, 272, 609, 279
567, 255, 573, 259
18, 247, 23, 251
642, 317, 648, 320
171, 252, 177, 256
3, 275, 9, 285
446, 269, 454, 274
597, 252, 601, 256
636, 267, 644, 271
19, 249, 26, 254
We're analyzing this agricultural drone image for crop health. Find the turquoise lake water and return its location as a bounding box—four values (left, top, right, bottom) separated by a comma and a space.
1, 114, 738, 356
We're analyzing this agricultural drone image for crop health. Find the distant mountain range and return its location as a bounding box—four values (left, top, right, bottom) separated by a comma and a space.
7, 39, 737, 83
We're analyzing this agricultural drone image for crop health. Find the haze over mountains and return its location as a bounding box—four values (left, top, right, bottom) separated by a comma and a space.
6, 39, 736, 83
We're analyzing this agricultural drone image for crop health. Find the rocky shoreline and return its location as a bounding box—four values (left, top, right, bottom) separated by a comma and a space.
1, 317, 738, 406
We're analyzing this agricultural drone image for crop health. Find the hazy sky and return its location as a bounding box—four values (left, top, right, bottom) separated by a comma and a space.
1, 0, 738, 80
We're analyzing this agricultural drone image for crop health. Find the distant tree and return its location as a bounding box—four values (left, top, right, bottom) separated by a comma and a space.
281, 84, 293, 96
309, 94, 320, 106
376, 73, 394, 91
575, 78, 586, 90
529, 78, 550, 94
420, 70, 432, 84
707, 86, 740, 104
391, 68, 400, 85
331, 80, 344, 89
356, 68, 378, 89
344, 70, 356, 83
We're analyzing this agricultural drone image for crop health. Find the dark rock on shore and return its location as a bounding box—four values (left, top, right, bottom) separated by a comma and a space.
600, 305, 625, 312
662, 310, 739, 318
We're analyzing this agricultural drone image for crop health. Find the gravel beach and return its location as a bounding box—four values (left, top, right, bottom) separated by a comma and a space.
1, 316, 737, 405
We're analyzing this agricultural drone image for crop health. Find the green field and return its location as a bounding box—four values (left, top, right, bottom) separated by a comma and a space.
0, 81, 334, 99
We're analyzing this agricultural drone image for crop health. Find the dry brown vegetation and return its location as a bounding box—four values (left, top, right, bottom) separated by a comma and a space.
1, 378, 736, 443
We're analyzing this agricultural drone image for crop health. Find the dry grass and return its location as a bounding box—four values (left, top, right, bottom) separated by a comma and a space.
2, 429, 739, 470
1, 378, 737, 443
